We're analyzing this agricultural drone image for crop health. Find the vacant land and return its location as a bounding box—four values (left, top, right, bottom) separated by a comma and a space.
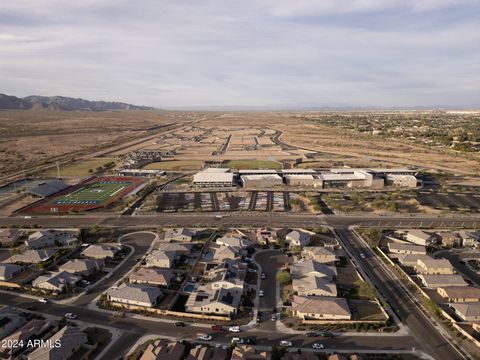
0, 110, 193, 178
42, 158, 117, 178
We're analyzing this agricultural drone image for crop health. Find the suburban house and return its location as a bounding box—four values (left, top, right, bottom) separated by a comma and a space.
27, 326, 87, 360
107, 284, 163, 308
302, 247, 338, 264
187, 344, 229, 360
185, 287, 242, 316
292, 275, 337, 297
165, 228, 196, 242
0, 263, 24, 281
207, 266, 245, 292
140, 340, 185, 360
450, 303, 480, 321
405, 230, 436, 246
387, 241, 426, 255
0, 319, 57, 359
25, 229, 78, 250
255, 227, 278, 245
394, 254, 432, 267
0, 311, 27, 340
437, 286, 480, 302
212, 245, 240, 263
415, 258, 454, 275
418, 274, 468, 288
292, 295, 351, 320
81, 243, 121, 260
32, 271, 80, 292
59, 258, 104, 276
0, 229, 21, 247
216, 235, 252, 249
285, 230, 311, 247
129, 268, 174, 287
290, 260, 337, 281
282, 353, 318, 360
146, 243, 190, 268
7, 249, 56, 264
317, 237, 339, 250
230, 345, 270, 360
146, 250, 176, 268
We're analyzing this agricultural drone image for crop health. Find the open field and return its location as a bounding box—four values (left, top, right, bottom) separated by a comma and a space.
42, 157, 117, 177
222, 159, 282, 169
0, 110, 195, 178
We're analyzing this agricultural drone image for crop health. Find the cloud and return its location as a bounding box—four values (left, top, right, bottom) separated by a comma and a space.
0, 0, 479, 107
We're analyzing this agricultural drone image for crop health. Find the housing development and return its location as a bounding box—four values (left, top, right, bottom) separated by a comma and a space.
0, 112, 480, 360
1, 1, 480, 360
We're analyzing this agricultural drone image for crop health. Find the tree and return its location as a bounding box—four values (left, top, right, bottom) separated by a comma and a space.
276, 270, 292, 285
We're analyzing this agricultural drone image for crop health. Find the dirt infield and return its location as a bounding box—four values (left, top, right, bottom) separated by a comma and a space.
21, 176, 144, 214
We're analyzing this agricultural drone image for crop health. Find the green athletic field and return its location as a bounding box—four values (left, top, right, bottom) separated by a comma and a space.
50, 180, 131, 205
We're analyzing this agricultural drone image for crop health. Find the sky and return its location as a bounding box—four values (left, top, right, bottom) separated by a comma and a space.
1, 0, 479, 108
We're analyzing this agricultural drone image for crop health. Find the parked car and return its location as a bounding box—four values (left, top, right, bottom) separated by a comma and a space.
280, 340, 292, 347
306, 332, 319, 337
247, 268, 257, 273
38, 298, 48, 303
259, 290, 264, 297
228, 326, 240, 332
211, 325, 223, 331
64, 313, 78, 320
261, 272, 266, 280
244, 338, 256, 345
174, 322, 185, 327
271, 314, 276, 321
231, 337, 244, 344
312, 343, 324, 350
197, 334, 212, 341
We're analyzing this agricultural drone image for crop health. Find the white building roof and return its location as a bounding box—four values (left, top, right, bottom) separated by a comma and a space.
241, 174, 282, 181
281, 169, 318, 174
193, 171, 233, 183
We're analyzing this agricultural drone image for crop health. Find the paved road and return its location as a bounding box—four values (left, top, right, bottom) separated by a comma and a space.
73, 232, 155, 306
254, 250, 282, 331
2, 213, 480, 229
335, 228, 469, 360
0, 292, 419, 359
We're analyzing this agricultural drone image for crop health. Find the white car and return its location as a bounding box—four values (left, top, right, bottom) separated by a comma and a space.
228, 326, 240, 332
231, 337, 244, 344
280, 340, 292, 347
360, 253, 366, 259
64, 313, 78, 319
38, 298, 48, 303
198, 334, 212, 341
312, 343, 324, 350
259, 290, 264, 297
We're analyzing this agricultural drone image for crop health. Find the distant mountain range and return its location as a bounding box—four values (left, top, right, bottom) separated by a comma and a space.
0, 93, 154, 111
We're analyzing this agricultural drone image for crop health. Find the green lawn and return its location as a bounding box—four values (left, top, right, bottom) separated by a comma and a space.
222, 160, 282, 170
143, 160, 204, 170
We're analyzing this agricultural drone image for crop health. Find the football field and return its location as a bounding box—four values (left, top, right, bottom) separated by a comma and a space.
51, 180, 131, 205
